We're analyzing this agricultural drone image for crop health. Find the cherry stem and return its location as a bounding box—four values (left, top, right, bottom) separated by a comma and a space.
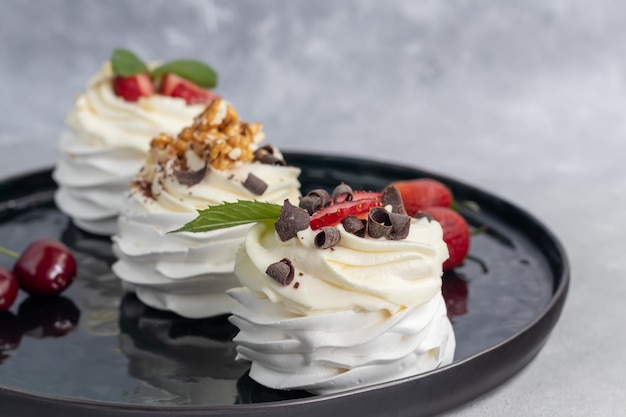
0, 247, 20, 259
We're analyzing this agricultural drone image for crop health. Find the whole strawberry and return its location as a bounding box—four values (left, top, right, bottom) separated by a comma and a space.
423, 206, 470, 270
390, 179, 452, 217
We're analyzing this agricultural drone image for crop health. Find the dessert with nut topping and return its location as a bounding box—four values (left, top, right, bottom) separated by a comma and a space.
112, 98, 301, 319
53, 48, 219, 235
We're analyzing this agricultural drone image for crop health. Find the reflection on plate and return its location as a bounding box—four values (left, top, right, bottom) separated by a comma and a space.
118, 294, 248, 405
0, 153, 569, 417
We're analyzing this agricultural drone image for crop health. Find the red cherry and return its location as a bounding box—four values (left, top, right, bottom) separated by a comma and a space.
0, 266, 19, 311
13, 239, 77, 297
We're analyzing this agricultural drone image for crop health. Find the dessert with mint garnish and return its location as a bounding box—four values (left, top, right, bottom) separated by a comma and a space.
175, 183, 456, 394
53, 48, 220, 235
112, 98, 301, 319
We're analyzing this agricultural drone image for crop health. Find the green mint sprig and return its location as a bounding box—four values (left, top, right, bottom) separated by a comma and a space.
151, 59, 218, 88
170, 200, 281, 234
110, 48, 218, 88
111, 48, 149, 77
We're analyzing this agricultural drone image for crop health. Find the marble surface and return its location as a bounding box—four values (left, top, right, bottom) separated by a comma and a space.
1, 0, 624, 415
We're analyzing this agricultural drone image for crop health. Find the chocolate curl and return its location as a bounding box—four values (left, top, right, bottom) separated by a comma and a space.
389, 212, 411, 240
274, 200, 311, 242
341, 216, 366, 238
332, 183, 353, 203
174, 163, 208, 186
259, 153, 286, 166
380, 184, 407, 215
299, 189, 331, 214
415, 212, 434, 222
299, 195, 322, 215
266, 258, 295, 286
306, 189, 331, 207
253, 145, 286, 166
243, 173, 268, 195
367, 207, 392, 238
314, 226, 341, 249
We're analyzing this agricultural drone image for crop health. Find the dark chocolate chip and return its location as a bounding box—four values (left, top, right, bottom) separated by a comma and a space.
254, 145, 276, 157
299, 195, 323, 215
314, 226, 341, 249
259, 153, 286, 166
265, 258, 295, 286
415, 212, 434, 222
274, 199, 311, 241
174, 163, 208, 186
332, 183, 353, 203
380, 184, 407, 215
367, 207, 392, 238
389, 212, 411, 240
306, 189, 331, 208
243, 173, 268, 195
341, 216, 366, 237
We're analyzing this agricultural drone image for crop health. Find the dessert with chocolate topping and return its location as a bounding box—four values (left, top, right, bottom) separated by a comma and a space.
220, 183, 456, 394
111, 98, 301, 319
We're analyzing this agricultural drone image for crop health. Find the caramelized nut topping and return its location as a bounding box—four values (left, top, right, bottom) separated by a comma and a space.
148, 99, 261, 171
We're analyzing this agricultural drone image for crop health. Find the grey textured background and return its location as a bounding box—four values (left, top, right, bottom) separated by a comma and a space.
1, 1, 625, 415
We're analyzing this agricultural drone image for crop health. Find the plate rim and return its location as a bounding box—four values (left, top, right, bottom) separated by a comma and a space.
0, 152, 570, 417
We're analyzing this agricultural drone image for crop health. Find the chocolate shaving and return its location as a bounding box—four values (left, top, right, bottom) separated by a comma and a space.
367, 207, 392, 238
341, 216, 366, 237
332, 183, 353, 203
389, 212, 411, 240
174, 163, 208, 186
274, 200, 311, 241
254, 145, 276, 157
299, 195, 322, 215
243, 173, 268, 195
314, 226, 341, 249
299, 189, 331, 214
381, 184, 407, 215
259, 153, 286, 166
265, 258, 295, 286
415, 212, 434, 222
306, 189, 331, 207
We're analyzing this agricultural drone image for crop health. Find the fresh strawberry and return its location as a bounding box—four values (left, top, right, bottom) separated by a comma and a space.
160, 73, 219, 105
423, 206, 470, 270
442, 270, 468, 317
113, 73, 155, 102
391, 179, 452, 217
351, 191, 381, 201
310, 198, 381, 230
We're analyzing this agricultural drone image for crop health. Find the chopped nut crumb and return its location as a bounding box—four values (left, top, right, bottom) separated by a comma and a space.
148, 99, 260, 171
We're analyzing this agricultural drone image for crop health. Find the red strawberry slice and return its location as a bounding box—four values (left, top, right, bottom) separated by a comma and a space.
113, 73, 155, 102
423, 206, 470, 270
310, 198, 381, 230
351, 191, 381, 201
160, 73, 219, 105
390, 179, 452, 217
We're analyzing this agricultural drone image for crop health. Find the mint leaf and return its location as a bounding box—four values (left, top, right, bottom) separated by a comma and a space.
151, 59, 218, 88
111, 48, 148, 77
170, 200, 282, 233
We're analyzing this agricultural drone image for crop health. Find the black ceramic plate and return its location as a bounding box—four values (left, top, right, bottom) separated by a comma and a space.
0, 153, 569, 417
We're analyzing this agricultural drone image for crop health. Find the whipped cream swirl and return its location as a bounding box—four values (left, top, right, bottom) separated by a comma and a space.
53, 62, 206, 235
112, 102, 301, 318
229, 217, 455, 394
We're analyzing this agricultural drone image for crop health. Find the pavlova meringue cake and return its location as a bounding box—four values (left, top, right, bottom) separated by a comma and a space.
218, 184, 455, 395
53, 49, 218, 235
112, 98, 301, 319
